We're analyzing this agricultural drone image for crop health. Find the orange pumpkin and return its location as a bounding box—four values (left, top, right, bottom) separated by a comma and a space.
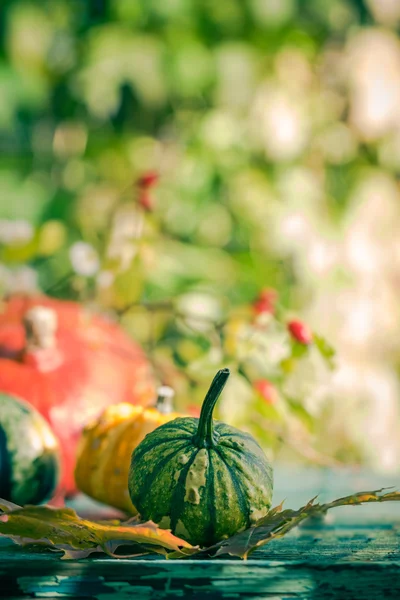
75, 387, 182, 513
0, 294, 156, 496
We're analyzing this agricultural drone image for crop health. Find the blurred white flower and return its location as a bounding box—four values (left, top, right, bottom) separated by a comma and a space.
281, 212, 307, 237
330, 362, 400, 471
111, 206, 144, 240
107, 241, 139, 272
96, 270, 115, 289
108, 237, 138, 268
254, 86, 309, 161
345, 229, 379, 276
0, 220, 34, 245
273, 212, 316, 278
333, 285, 400, 360
250, 0, 295, 27
7, 266, 38, 294
344, 171, 400, 278
53, 122, 87, 158
106, 205, 144, 272
272, 169, 324, 258
342, 297, 376, 346
347, 29, 400, 139
306, 239, 338, 276
177, 293, 222, 333
366, 0, 400, 26
69, 241, 100, 276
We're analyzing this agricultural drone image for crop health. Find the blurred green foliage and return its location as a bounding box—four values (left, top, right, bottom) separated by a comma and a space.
0, 0, 370, 302
0, 0, 397, 466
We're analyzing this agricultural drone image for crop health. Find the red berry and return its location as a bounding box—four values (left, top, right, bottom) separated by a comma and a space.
254, 379, 277, 404
137, 171, 159, 189
253, 288, 277, 315
254, 298, 273, 315
138, 191, 154, 212
287, 319, 313, 345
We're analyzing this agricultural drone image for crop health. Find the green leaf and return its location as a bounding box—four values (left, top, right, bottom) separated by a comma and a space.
314, 334, 336, 368
279, 357, 296, 374
285, 396, 314, 431
289, 339, 310, 360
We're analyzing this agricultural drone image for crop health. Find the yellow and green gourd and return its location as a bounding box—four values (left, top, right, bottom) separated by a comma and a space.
128, 368, 273, 546
75, 387, 182, 514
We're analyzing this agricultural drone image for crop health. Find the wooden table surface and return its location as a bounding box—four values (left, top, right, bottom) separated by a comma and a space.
1, 467, 400, 599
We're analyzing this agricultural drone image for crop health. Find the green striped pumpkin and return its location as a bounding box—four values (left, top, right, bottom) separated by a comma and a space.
128, 368, 273, 546
0, 393, 60, 505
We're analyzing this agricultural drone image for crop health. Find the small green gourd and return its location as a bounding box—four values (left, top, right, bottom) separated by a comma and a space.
128, 368, 273, 546
0, 393, 60, 505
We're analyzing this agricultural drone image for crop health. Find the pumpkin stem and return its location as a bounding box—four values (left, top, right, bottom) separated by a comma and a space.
23, 307, 58, 352
193, 368, 230, 448
156, 386, 175, 415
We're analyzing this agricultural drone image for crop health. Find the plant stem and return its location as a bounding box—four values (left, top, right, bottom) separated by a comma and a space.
193, 368, 230, 448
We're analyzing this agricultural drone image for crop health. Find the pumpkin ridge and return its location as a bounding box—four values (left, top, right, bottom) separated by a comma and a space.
132, 435, 193, 463
136, 418, 195, 440
206, 449, 217, 542
213, 446, 250, 521
219, 440, 273, 477
160, 418, 196, 434
218, 446, 273, 525
169, 449, 198, 533
217, 429, 266, 451
130, 440, 192, 510
218, 445, 273, 509
225, 454, 273, 518
218, 431, 259, 442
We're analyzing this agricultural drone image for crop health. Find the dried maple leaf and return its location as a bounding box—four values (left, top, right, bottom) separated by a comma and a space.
0, 502, 196, 559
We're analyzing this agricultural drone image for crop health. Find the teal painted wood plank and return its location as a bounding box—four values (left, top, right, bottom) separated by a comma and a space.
2, 555, 400, 599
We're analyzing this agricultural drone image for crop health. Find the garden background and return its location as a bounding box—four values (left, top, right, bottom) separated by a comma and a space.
1, 0, 400, 472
